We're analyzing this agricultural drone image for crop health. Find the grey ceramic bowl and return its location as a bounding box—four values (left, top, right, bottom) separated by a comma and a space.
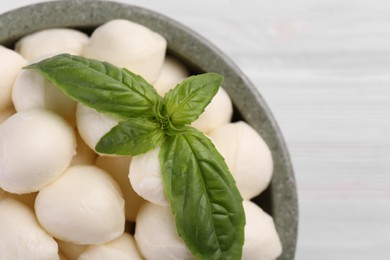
0, 0, 298, 259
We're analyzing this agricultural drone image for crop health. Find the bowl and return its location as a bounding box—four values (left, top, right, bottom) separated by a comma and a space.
0, 0, 298, 259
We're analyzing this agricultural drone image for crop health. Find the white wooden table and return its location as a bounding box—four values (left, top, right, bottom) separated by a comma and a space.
1, 1, 389, 259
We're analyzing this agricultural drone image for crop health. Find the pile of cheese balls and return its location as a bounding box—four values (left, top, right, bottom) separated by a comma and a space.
0, 19, 282, 260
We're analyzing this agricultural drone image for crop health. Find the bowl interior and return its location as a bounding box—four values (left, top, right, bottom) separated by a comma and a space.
0, 1, 298, 259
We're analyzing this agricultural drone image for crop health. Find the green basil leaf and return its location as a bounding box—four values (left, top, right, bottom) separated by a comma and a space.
163, 73, 223, 126
96, 118, 165, 156
26, 54, 163, 120
160, 127, 245, 260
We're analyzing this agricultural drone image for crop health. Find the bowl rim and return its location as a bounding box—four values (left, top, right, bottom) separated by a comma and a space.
0, 0, 298, 259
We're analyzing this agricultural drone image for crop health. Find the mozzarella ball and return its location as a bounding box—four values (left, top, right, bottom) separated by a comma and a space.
35, 165, 125, 244
191, 87, 233, 133
83, 19, 167, 83
15, 28, 89, 61
129, 146, 168, 206
0, 106, 16, 124
12, 69, 77, 125
154, 56, 189, 96
135, 202, 193, 260
70, 131, 97, 166
0, 109, 76, 194
96, 156, 145, 221
242, 201, 282, 260
208, 121, 273, 199
0, 198, 59, 260
78, 233, 142, 260
57, 240, 86, 260
76, 103, 118, 152
0, 45, 27, 111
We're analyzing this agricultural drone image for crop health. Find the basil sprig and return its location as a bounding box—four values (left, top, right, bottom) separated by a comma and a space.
27, 53, 245, 259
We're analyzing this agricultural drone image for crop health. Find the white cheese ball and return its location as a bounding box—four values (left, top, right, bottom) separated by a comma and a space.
78, 233, 142, 260
0, 198, 59, 260
242, 201, 282, 260
57, 240, 86, 260
191, 87, 233, 134
129, 146, 168, 206
154, 56, 189, 96
135, 202, 194, 260
208, 121, 273, 199
83, 19, 167, 83
0, 45, 27, 111
76, 103, 118, 152
12, 69, 77, 125
35, 165, 125, 245
15, 28, 89, 61
0, 106, 16, 124
96, 156, 145, 221
0, 109, 76, 194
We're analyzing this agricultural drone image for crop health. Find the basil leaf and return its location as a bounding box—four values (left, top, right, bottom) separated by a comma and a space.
26, 54, 163, 120
163, 73, 223, 126
96, 118, 165, 156
160, 127, 245, 260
